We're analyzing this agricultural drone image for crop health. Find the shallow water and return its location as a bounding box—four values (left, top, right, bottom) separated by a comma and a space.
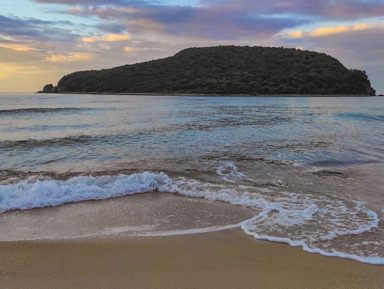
0, 93, 383, 264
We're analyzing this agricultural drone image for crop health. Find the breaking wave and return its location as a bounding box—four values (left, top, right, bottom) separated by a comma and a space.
0, 171, 383, 264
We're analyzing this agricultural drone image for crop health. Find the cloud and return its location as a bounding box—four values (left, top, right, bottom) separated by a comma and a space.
282, 22, 380, 39
307, 26, 384, 66
45, 52, 93, 62
31, 0, 384, 41
323, 0, 384, 19
0, 14, 78, 42
286, 30, 303, 39
82, 33, 131, 42
201, 0, 384, 21
310, 23, 372, 37
2, 0, 382, 93
67, 5, 309, 40
124, 46, 135, 52
0, 44, 35, 51
34, 0, 146, 5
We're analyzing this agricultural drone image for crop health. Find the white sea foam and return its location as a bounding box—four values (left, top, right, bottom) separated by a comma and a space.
169, 176, 384, 265
320, 207, 379, 241
0, 171, 383, 264
242, 220, 384, 265
0, 172, 171, 213
216, 162, 245, 182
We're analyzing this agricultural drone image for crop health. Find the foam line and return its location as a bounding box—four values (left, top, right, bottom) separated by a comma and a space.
1, 172, 383, 264
241, 213, 384, 265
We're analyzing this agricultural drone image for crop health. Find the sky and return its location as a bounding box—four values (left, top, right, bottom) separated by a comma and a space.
0, 0, 383, 94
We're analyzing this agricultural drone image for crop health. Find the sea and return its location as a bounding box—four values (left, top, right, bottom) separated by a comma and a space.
0, 93, 383, 264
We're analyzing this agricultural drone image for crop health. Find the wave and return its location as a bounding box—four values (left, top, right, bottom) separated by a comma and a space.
0, 171, 383, 264
0, 172, 170, 213
335, 112, 384, 122
0, 107, 116, 116
0, 130, 160, 151
0, 107, 89, 115
0, 133, 127, 151
0, 136, 93, 151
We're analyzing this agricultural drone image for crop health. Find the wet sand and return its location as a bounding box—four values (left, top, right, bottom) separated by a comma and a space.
1, 228, 383, 289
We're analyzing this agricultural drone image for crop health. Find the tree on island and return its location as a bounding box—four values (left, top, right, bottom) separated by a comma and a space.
40, 46, 376, 96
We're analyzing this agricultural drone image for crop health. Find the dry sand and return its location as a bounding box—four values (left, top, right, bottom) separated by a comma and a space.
1, 228, 383, 289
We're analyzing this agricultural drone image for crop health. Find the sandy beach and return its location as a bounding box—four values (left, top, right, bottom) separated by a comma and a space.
1, 228, 383, 289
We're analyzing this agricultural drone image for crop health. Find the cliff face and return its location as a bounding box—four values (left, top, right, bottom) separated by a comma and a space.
41, 46, 376, 95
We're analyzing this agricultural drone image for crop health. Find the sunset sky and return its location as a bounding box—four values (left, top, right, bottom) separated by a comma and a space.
1, 0, 383, 94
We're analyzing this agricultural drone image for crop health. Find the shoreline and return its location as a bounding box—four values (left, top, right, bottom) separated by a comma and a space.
1, 228, 383, 289
35, 91, 377, 97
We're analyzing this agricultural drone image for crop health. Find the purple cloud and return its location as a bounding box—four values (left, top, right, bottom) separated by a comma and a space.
67, 5, 309, 40
33, 0, 384, 21
34, 0, 148, 6
202, 0, 384, 20
156, 8, 306, 39
323, 0, 384, 19
34, 0, 383, 42
48, 0, 384, 41
0, 14, 78, 42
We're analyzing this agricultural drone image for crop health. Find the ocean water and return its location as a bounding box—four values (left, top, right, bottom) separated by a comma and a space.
0, 93, 383, 264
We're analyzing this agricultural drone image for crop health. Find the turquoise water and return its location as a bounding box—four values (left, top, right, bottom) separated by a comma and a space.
0, 93, 383, 264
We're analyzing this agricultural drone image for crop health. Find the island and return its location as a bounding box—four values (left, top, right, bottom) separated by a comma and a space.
40, 46, 376, 96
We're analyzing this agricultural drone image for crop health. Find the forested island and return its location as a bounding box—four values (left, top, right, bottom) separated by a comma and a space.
40, 46, 376, 95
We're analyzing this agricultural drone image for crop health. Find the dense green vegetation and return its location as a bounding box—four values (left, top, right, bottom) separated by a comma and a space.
41, 46, 375, 95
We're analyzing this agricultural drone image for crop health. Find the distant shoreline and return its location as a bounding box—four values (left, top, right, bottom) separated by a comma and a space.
36, 91, 377, 97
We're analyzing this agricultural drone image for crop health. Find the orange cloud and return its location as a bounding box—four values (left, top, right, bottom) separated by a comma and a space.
287, 30, 303, 38
282, 22, 380, 39
352, 23, 371, 31
45, 53, 92, 62
82, 34, 131, 43
310, 23, 372, 37
0, 44, 34, 51
124, 46, 135, 52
